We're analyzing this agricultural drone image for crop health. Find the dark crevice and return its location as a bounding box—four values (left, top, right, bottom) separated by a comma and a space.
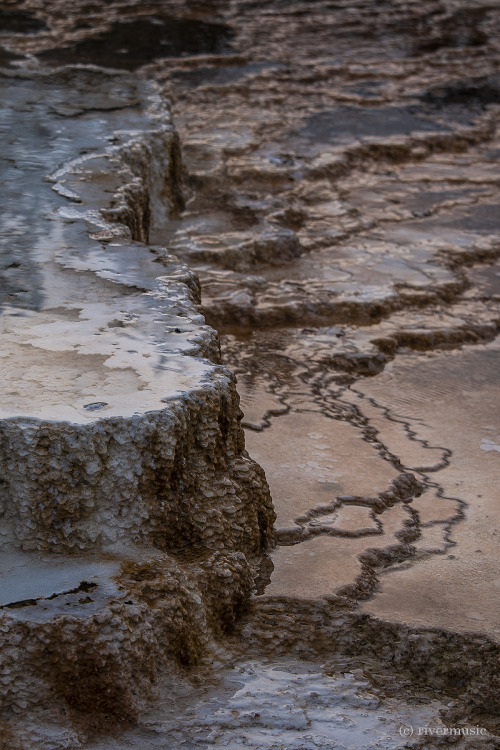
1, 581, 98, 610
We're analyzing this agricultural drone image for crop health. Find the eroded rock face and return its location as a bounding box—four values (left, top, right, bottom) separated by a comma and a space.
0, 66, 274, 739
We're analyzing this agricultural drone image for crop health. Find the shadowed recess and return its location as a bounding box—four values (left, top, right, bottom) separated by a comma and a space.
38, 15, 235, 70
421, 76, 500, 109
0, 45, 24, 66
299, 105, 451, 145
0, 8, 47, 33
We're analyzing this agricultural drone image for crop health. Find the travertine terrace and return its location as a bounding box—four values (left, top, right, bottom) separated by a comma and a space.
1, 1, 499, 748
0, 62, 274, 745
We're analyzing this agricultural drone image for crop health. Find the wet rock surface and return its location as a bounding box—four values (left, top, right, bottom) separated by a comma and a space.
1, 0, 500, 747
0, 58, 274, 749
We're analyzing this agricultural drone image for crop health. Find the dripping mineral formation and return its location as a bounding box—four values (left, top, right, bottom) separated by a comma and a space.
1, 1, 500, 748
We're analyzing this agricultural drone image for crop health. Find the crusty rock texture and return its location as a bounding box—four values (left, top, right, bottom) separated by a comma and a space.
0, 65, 274, 745
0, 382, 272, 555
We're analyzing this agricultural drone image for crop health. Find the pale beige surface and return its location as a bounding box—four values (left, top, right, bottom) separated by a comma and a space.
245, 409, 399, 529
264, 504, 410, 599
359, 341, 500, 639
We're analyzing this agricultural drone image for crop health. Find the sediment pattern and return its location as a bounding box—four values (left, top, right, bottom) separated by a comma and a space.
1, 0, 499, 747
